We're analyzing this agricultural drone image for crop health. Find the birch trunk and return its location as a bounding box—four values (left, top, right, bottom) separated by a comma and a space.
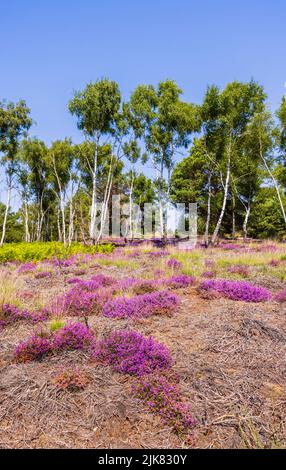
96, 159, 114, 244
129, 173, 134, 240
243, 201, 251, 241
89, 144, 98, 243
204, 171, 212, 247
24, 199, 30, 243
211, 140, 232, 245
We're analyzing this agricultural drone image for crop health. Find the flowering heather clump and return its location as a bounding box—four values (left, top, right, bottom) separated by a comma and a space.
165, 275, 195, 289
53, 322, 95, 351
205, 259, 215, 269
0, 304, 49, 329
167, 258, 182, 270
52, 368, 89, 391
74, 269, 87, 276
200, 279, 271, 302
227, 265, 249, 277
269, 259, 280, 267
274, 289, 286, 302
148, 251, 169, 258
54, 286, 111, 317
201, 271, 216, 278
17, 262, 37, 274
34, 271, 52, 279
131, 374, 194, 437
132, 281, 159, 295
93, 330, 172, 376
127, 250, 141, 258
103, 290, 179, 319
51, 256, 77, 268
218, 243, 243, 251
116, 277, 160, 295
75, 274, 115, 292
14, 332, 52, 363
67, 277, 82, 284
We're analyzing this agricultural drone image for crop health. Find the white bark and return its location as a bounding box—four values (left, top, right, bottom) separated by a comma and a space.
204, 171, 212, 246
89, 144, 98, 243
211, 140, 232, 245
24, 199, 30, 243
129, 173, 134, 240
243, 201, 251, 241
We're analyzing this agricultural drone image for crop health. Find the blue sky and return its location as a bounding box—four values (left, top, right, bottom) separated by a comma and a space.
1, 0, 285, 146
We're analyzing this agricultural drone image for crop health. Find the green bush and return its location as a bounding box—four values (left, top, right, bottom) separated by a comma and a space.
0, 242, 114, 263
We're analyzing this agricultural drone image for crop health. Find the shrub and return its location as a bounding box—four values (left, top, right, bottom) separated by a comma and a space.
227, 265, 249, 277
75, 275, 115, 292
164, 275, 195, 289
131, 374, 193, 436
269, 259, 280, 267
148, 251, 169, 258
14, 332, 52, 363
53, 286, 111, 317
34, 271, 52, 279
52, 368, 89, 391
17, 262, 36, 274
275, 289, 286, 302
167, 258, 182, 270
200, 279, 271, 302
201, 271, 216, 278
53, 322, 95, 351
103, 290, 179, 319
117, 278, 159, 295
0, 304, 49, 329
0, 242, 114, 263
93, 330, 173, 376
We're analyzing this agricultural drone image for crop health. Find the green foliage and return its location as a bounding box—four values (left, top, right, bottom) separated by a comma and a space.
68, 79, 121, 138
249, 187, 286, 239
0, 242, 114, 263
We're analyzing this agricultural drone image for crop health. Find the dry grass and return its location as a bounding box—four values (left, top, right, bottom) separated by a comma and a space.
0, 244, 286, 449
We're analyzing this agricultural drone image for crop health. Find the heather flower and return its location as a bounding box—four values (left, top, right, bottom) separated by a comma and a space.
218, 243, 243, 251
201, 271, 216, 278
17, 262, 37, 274
164, 275, 195, 289
53, 286, 111, 317
0, 304, 49, 329
34, 271, 52, 279
103, 290, 179, 319
53, 322, 95, 351
67, 277, 82, 284
51, 256, 77, 268
167, 258, 182, 270
200, 279, 271, 302
75, 274, 115, 292
275, 289, 286, 302
93, 330, 173, 376
14, 332, 52, 363
227, 265, 249, 277
148, 251, 169, 258
269, 259, 280, 267
205, 259, 215, 268
132, 374, 193, 436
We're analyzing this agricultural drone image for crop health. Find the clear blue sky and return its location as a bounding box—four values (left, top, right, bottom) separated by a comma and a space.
1, 0, 286, 144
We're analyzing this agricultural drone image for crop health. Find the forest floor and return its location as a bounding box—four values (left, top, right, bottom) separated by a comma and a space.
0, 243, 286, 449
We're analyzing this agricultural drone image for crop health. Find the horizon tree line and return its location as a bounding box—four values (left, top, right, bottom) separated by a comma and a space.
0, 78, 286, 246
